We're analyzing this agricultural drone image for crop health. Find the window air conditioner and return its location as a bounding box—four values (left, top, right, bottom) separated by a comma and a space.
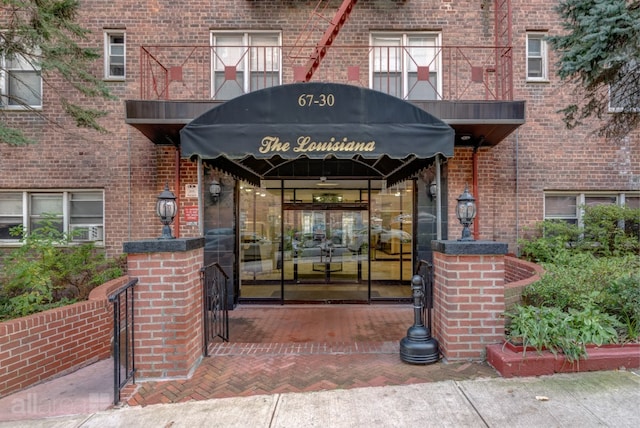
71, 225, 104, 241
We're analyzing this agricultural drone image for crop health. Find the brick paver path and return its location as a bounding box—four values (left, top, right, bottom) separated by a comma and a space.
124, 305, 499, 406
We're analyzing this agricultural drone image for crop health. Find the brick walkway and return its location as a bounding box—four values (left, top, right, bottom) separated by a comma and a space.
124, 305, 498, 406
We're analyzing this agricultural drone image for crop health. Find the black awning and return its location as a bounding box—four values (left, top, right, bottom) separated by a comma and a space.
179, 83, 454, 185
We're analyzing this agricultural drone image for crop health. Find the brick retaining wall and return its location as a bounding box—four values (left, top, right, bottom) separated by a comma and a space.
0, 276, 129, 398
504, 256, 544, 312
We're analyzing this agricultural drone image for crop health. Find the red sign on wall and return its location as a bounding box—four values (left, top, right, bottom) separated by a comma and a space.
184, 205, 198, 223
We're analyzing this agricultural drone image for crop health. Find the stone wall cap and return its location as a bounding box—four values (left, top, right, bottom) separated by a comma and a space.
123, 237, 204, 254
431, 240, 508, 255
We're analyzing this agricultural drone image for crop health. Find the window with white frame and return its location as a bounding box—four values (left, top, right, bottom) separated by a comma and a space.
0, 46, 42, 108
544, 192, 639, 226
104, 31, 125, 80
211, 32, 281, 100
0, 191, 104, 244
526, 33, 548, 81
544, 195, 579, 224
609, 60, 639, 112
371, 33, 440, 100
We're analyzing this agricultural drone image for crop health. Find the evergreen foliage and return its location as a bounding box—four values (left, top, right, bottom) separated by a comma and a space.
0, 0, 113, 145
548, 0, 640, 139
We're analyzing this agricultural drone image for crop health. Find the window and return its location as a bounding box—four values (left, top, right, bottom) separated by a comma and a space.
544, 192, 638, 226
211, 32, 280, 100
609, 60, 639, 112
526, 33, 548, 81
544, 195, 578, 224
0, 193, 24, 240
0, 191, 104, 244
371, 33, 440, 100
104, 31, 125, 80
0, 47, 42, 108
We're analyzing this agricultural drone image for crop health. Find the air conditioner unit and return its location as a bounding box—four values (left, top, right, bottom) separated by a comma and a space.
71, 225, 104, 241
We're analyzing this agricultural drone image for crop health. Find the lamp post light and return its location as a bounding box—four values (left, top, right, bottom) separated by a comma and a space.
156, 183, 177, 240
456, 185, 476, 241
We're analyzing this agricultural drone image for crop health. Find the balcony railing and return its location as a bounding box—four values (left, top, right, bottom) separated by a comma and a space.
140, 44, 513, 102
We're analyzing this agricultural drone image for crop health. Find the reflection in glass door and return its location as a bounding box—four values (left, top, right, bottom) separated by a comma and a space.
282, 208, 368, 302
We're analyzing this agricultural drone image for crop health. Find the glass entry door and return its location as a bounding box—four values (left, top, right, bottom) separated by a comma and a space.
233, 178, 414, 303
281, 207, 369, 302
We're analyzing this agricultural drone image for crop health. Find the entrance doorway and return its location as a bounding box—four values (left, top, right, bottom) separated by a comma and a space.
282, 206, 368, 301
235, 179, 413, 303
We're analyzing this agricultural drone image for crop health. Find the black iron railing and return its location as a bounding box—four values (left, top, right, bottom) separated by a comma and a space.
108, 278, 138, 406
415, 259, 434, 333
201, 262, 229, 355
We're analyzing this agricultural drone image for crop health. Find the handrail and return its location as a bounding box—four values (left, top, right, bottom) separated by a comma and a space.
107, 278, 139, 302
109, 278, 138, 405
200, 261, 229, 279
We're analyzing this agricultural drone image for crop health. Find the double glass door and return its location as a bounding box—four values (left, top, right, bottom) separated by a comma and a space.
231, 180, 413, 303
281, 207, 368, 301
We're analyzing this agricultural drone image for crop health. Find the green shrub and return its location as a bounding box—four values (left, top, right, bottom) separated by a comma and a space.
522, 254, 639, 310
519, 220, 582, 264
581, 204, 640, 257
519, 204, 640, 263
600, 274, 640, 341
0, 215, 124, 321
518, 204, 640, 342
506, 300, 621, 363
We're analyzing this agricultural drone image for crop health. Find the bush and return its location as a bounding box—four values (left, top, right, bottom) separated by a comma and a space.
506, 299, 621, 362
600, 274, 640, 342
522, 254, 639, 310
581, 204, 640, 257
520, 204, 640, 263
518, 204, 640, 342
519, 220, 582, 264
0, 216, 124, 321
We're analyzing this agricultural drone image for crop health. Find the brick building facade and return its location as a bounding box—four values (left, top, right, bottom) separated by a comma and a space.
1, 0, 638, 305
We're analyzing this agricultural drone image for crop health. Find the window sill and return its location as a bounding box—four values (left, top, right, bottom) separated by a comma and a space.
0, 106, 43, 111
525, 79, 550, 84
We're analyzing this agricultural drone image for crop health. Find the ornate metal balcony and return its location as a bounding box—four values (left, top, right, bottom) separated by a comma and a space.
139, 44, 513, 102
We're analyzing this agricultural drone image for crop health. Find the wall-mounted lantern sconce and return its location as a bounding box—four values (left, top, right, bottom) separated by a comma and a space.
456, 185, 476, 241
428, 180, 437, 201
209, 179, 221, 203
156, 183, 177, 240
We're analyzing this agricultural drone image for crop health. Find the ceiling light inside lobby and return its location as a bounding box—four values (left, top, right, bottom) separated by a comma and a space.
316, 176, 339, 187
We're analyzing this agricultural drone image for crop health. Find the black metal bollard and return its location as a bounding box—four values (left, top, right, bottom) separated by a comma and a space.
399, 274, 440, 364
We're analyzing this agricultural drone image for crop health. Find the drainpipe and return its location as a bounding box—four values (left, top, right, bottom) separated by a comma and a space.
197, 157, 204, 236
472, 148, 479, 240
435, 154, 442, 240
174, 147, 181, 238
472, 138, 484, 240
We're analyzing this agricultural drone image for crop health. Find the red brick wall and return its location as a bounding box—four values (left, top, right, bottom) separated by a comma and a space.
504, 256, 544, 312
432, 252, 506, 361
126, 247, 204, 379
1, 0, 638, 259
0, 276, 129, 398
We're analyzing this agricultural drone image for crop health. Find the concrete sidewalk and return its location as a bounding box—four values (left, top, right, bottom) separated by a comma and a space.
2, 369, 638, 428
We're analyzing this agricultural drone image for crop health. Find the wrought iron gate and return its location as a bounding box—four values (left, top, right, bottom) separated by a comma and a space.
201, 262, 229, 355
108, 278, 138, 405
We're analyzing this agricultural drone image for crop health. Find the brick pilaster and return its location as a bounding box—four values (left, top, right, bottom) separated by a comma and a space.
431, 240, 508, 361
124, 238, 204, 380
